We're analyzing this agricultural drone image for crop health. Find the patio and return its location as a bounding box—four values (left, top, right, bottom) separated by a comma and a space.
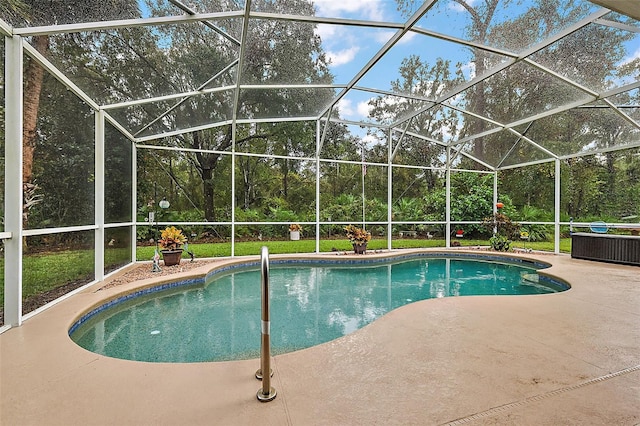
1, 250, 638, 425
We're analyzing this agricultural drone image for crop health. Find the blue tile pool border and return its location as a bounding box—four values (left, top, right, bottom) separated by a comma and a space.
68, 252, 564, 336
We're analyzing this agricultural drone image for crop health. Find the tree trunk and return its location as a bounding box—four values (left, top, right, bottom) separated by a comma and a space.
472, 78, 487, 165
242, 158, 251, 210
605, 152, 616, 215
193, 130, 227, 222
22, 35, 49, 226
202, 167, 215, 221
190, 127, 269, 222
426, 169, 436, 191
282, 158, 289, 199
453, 0, 498, 168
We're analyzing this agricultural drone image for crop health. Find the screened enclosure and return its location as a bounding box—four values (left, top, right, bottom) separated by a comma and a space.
1, 0, 639, 328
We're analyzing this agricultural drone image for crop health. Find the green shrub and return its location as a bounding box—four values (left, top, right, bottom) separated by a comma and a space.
489, 235, 511, 251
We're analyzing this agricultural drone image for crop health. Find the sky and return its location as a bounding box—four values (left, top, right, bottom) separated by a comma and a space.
134, 0, 640, 134
308, 0, 482, 145
313, 0, 432, 124
311, 0, 640, 126
310, 0, 500, 125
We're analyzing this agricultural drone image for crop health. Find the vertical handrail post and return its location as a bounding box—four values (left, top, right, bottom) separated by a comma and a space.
256, 246, 276, 402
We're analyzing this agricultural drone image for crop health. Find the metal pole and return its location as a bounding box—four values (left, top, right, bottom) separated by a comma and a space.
4, 35, 24, 327
155, 184, 159, 248
151, 184, 161, 272
554, 159, 561, 254
387, 128, 393, 251
445, 147, 451, 248
256, 246, 276, 402
95, 111, 105, 282
361, 142, 366, 229
315, 120, 321, 254
493, 171, 498, 236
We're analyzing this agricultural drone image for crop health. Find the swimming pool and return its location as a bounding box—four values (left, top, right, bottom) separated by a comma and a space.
70, 254, 567, 363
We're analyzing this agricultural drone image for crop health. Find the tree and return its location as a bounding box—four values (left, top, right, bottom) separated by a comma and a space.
17, 0, 140, 226
142, 0, 334, 221
368, 55, 463, 209
0, 0, 29, 23
396, 0, 638, 222
397, 0, 507, 165
27, 74, 95, 230
369, 55, 463, 146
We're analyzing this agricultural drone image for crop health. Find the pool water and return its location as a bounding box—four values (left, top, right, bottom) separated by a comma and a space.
71, 257, 566, 363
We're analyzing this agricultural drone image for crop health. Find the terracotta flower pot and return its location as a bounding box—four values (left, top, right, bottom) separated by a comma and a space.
352, 242, 367, 254
161, 249, 183, 266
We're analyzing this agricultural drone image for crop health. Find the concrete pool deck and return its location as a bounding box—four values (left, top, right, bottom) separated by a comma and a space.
1, 249, 639, 425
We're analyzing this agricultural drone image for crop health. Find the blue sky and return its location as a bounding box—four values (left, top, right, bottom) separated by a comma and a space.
311, 0, 495, 125
137, 0, 639, 129
313, 0, 429, 124
312, 0, 640, 126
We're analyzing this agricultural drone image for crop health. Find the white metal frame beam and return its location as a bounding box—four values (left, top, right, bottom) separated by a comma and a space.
12, 11, 245, 36
4, 35, 23, 326
0, 18, 12, 36
315, 120, 321, 254
132, 61, 240, 137
168, 0, 242, 46
95, 111, 106, 282
9, 4, 632, 170
229, 0, 254, 256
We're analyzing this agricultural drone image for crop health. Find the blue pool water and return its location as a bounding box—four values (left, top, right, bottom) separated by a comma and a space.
70, 256, 567, 363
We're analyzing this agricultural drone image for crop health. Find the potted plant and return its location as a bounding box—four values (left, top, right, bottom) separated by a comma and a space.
289, 223, 302, 241
482, 212, 519, 252
345, 224, 371, 254
159, 226, 187, 266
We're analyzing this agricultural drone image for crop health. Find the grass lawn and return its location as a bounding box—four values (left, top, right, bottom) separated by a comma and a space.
135, 237, 450, 260
1, 238, 572, 311
136, 236, 573, 260
0, 247, 131, 314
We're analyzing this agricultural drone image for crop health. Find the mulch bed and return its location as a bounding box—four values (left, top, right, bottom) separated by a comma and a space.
98, 260, 216, 290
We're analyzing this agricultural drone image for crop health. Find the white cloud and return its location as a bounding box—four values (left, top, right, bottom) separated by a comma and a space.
327, 46, 360, 67
621, 46, 640, 66
337, 99, 355, 117
460, 61, 476, 80
372, 29, 417, 45
315, 2, 404, 72
315, 23, 337, 42
362, 133, 382, 146
397, 31, 418, 45
316, 24, 357, 67
336, 98, 375, 121
314, 0, 386, 21
357, 100, 373, 118
374, 30, 395, 44
374, 25, 418, 46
